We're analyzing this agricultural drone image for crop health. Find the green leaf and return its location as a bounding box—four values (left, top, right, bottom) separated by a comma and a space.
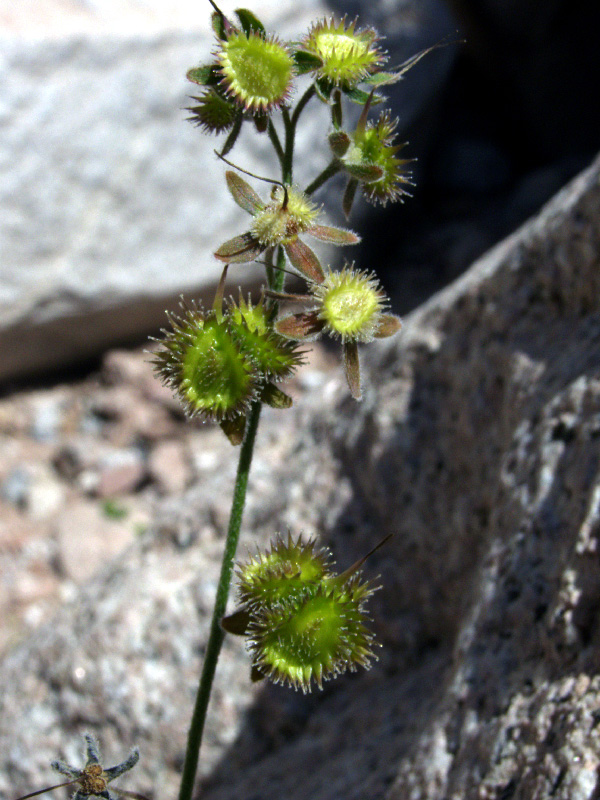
235, 8, 266, 35
211, 9, 227, 40
362, 70, 403, 87
342, 178, 359, 219
345, 86, 384, 105
331, 89, 342, 129
343, 162, 384, 182
314, 78, 333, 103
219, 113, 243, 157
292, 50, 323, 75
186, 65, 220, 86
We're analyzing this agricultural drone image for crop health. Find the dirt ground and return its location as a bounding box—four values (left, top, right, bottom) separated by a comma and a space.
0, 341, 337, 655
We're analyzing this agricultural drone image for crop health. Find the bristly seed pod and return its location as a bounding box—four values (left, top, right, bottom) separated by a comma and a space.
228, 294, 306, 382
217, 30, 295, 113
300, 16, 386, 89
237, 533, 331, 609
231, 533, 380, 693
186, 89, 238, 133
151, 301, 258, 421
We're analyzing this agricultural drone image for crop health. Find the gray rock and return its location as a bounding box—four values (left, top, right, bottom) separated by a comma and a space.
0, 465, 31, 508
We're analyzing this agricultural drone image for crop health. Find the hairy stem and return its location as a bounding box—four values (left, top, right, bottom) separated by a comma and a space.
274, 244, 287, 294
282, 107, 294, 184
177, 400, 262, 800
178, 77, 309, 800
291, 84, 316, 127
305, 158, 343, 196
267, 120, 285, 171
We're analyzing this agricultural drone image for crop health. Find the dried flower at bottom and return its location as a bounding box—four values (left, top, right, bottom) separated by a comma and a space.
14, 734, 144, 800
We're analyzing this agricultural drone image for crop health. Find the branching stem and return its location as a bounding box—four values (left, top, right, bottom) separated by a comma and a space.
178, 68, 306, 800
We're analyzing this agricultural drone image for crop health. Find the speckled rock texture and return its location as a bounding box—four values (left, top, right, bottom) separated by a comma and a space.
2, 154, 600, 800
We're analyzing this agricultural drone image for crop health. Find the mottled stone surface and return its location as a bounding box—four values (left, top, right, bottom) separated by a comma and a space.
1, 144, 600, 800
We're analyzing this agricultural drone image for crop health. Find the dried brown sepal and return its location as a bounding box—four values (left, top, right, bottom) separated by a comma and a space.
225, 170, 265, 215
284, 237, 325, 283
276, 311, 324, 341
342, 178, 359, 219
308, 225, 361, 245
374, 313, 402, 338
220, 415, 246, 445
214, 233, 264, 263
343, 341, 362, 400
251, 665, 267, 683
261, 382, 293, 409
221, 607, 251, 635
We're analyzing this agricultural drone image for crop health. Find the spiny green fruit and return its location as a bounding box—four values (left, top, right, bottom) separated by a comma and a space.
152, 290, 304, 431
217, 30, 295, 112
234, 533, 379, 693
248, 581, 377, 692
152, 301, 258, 421
300, 17, 386, 89
186, 89, 238, 133
228, 295, 305, 382
342, 110, 413, 207
237, 533, 331, 609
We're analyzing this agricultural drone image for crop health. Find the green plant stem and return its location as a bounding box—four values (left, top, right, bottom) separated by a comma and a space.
267, 120, 284, 171
177, 400, 262, 800
178, 78, 308, 800
305, 158, 343, 196
291, 84, 316, 127
274, 245, 287, 293
281, 107, 294, 184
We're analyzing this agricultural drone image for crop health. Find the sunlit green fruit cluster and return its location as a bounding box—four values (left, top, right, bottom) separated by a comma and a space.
236, 534, 379, 692
152, 298, 304, 427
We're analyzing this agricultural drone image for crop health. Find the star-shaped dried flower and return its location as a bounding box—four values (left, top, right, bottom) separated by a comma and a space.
215, 171, 360, 283
14, 734, 145, 800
